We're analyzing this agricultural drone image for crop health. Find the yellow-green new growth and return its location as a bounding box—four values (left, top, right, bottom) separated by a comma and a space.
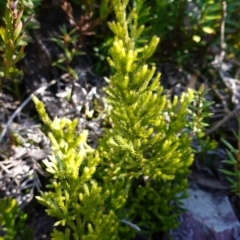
0, 197, 32, 240
31, 1, 212, 238
95, 0, 202, 237
32, 95, 119, 240
105, 0, 194, 181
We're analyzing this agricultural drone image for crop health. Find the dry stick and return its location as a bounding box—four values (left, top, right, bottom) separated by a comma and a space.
120, 219, 141, 232
224, 57, 240, 68
193, 69, 231, 115
206, 1, 229, 135
212, 87, 230, 114
220, 1, 227, 62
208, 77, 240, 135
0, 79, 56, 143
206, 106, 240, 135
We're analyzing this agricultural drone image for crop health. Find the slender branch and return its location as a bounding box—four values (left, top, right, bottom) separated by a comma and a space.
0, 80, 56, 143
220, 1, 227, 49
220, 1, 227, 62
206, 106, 240, 135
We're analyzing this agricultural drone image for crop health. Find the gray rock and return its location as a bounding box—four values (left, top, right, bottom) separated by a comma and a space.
170, 188, 240, 240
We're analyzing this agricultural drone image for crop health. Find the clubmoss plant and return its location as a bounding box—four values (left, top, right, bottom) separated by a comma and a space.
32, 0, 212, 238
0, 197, 32, 240
31, 95, 119, 240
188, 85, 217, 165
97, 0, 211, 238
104, 0, 194, 180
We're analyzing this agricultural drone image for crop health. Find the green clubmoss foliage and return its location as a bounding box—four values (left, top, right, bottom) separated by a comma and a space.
32, 95, 119, 240
105, 0, 194, 180
97, 0, 201, 238
0, 197, 32, 240
32, 0, 212, 239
